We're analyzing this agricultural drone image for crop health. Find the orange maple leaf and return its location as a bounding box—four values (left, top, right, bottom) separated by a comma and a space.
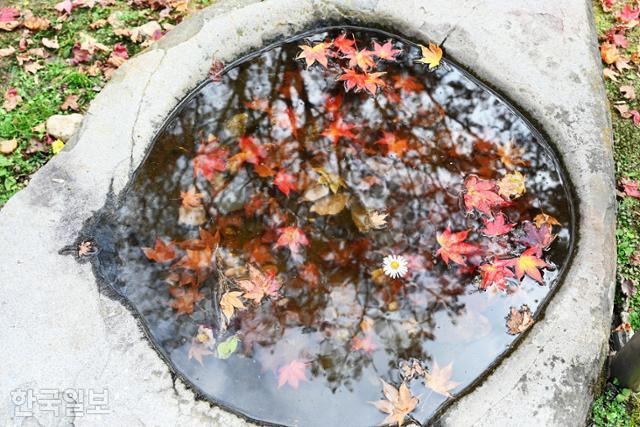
236, 264, 282, 304
142, 238, 176, 263
297, 42, 332, 68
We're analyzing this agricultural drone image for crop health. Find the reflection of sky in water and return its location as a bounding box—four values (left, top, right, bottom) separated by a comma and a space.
91, 29, 573, 426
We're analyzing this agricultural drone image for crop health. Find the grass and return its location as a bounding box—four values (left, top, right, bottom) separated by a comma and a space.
590, 1, 640, 425
0, 0, 200, 205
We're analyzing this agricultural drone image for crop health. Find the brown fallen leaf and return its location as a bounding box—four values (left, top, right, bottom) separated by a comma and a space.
41, 37, 59, 49
620, 85, 636, 100
506, 304, 534, 335
23, 14, 51, 31
0, 46, 15, 57
603, 67, 619, 81
61, 94, 79, 111
3, 87, 21, 111
23, 61, 43, 74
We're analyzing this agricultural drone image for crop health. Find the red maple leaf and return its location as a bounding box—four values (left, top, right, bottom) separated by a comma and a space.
338, 69, 386, 95
436, 227, 478, 266
478, 259, 515, 290
622, 178, 640, 198
277, 359, 309, 389
239, 135, 267, 165
142, 238, 177, 263
333, 33, 355, 54
297, 42, 332, 68
611, 31, 629, 48
480, 213, 514, 236
392, 74, 424, 92
618, 4, 640, 23
275, 226, 309, 253
0, 8, 20, 22
506, 247, 549, 284
273, 170, 296, 196
322, 116, 356, 143
344, 48, 375, 70
193, 138, 228, 180
375, 131, 408, 157
325, 94, 343, 114
463, 175, 509, 216
372, 40, 401, 61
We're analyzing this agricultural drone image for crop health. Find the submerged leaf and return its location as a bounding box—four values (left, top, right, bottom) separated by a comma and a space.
310, 193, 349, 216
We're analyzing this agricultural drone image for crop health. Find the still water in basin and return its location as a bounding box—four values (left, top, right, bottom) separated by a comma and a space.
90, 27, 574, 426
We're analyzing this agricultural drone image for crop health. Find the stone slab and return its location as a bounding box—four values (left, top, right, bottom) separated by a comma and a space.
0, 1, 614, 426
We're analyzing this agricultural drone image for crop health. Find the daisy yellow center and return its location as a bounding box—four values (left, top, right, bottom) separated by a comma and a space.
390, 261, 400, 269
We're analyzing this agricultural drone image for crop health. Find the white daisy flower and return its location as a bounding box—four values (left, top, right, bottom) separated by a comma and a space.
382, 255, 408, 279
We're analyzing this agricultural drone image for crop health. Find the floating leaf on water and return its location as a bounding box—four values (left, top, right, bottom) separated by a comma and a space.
505, 304, 534, 335
217, 335, 239, 359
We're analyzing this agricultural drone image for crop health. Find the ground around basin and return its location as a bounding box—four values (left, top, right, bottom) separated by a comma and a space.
590, 1, 640, 425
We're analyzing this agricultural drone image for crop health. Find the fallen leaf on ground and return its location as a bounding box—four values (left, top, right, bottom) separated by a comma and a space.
620, 85, 636, 100
61, 94, 79, 111
505, 304, 534, 335
3, 87, 21, 111
622, 178, 640, 198
41, 37, 59, 49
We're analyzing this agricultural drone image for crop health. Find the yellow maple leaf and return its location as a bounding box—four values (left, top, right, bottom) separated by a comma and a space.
220, 291, 244, 323
51, 139, 65, 154
416, 42, 442, 69
497, 171, 526, 199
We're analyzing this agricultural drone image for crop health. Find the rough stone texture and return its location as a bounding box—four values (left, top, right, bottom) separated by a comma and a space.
0, 1, 614, 426
45, 113, 84, 142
